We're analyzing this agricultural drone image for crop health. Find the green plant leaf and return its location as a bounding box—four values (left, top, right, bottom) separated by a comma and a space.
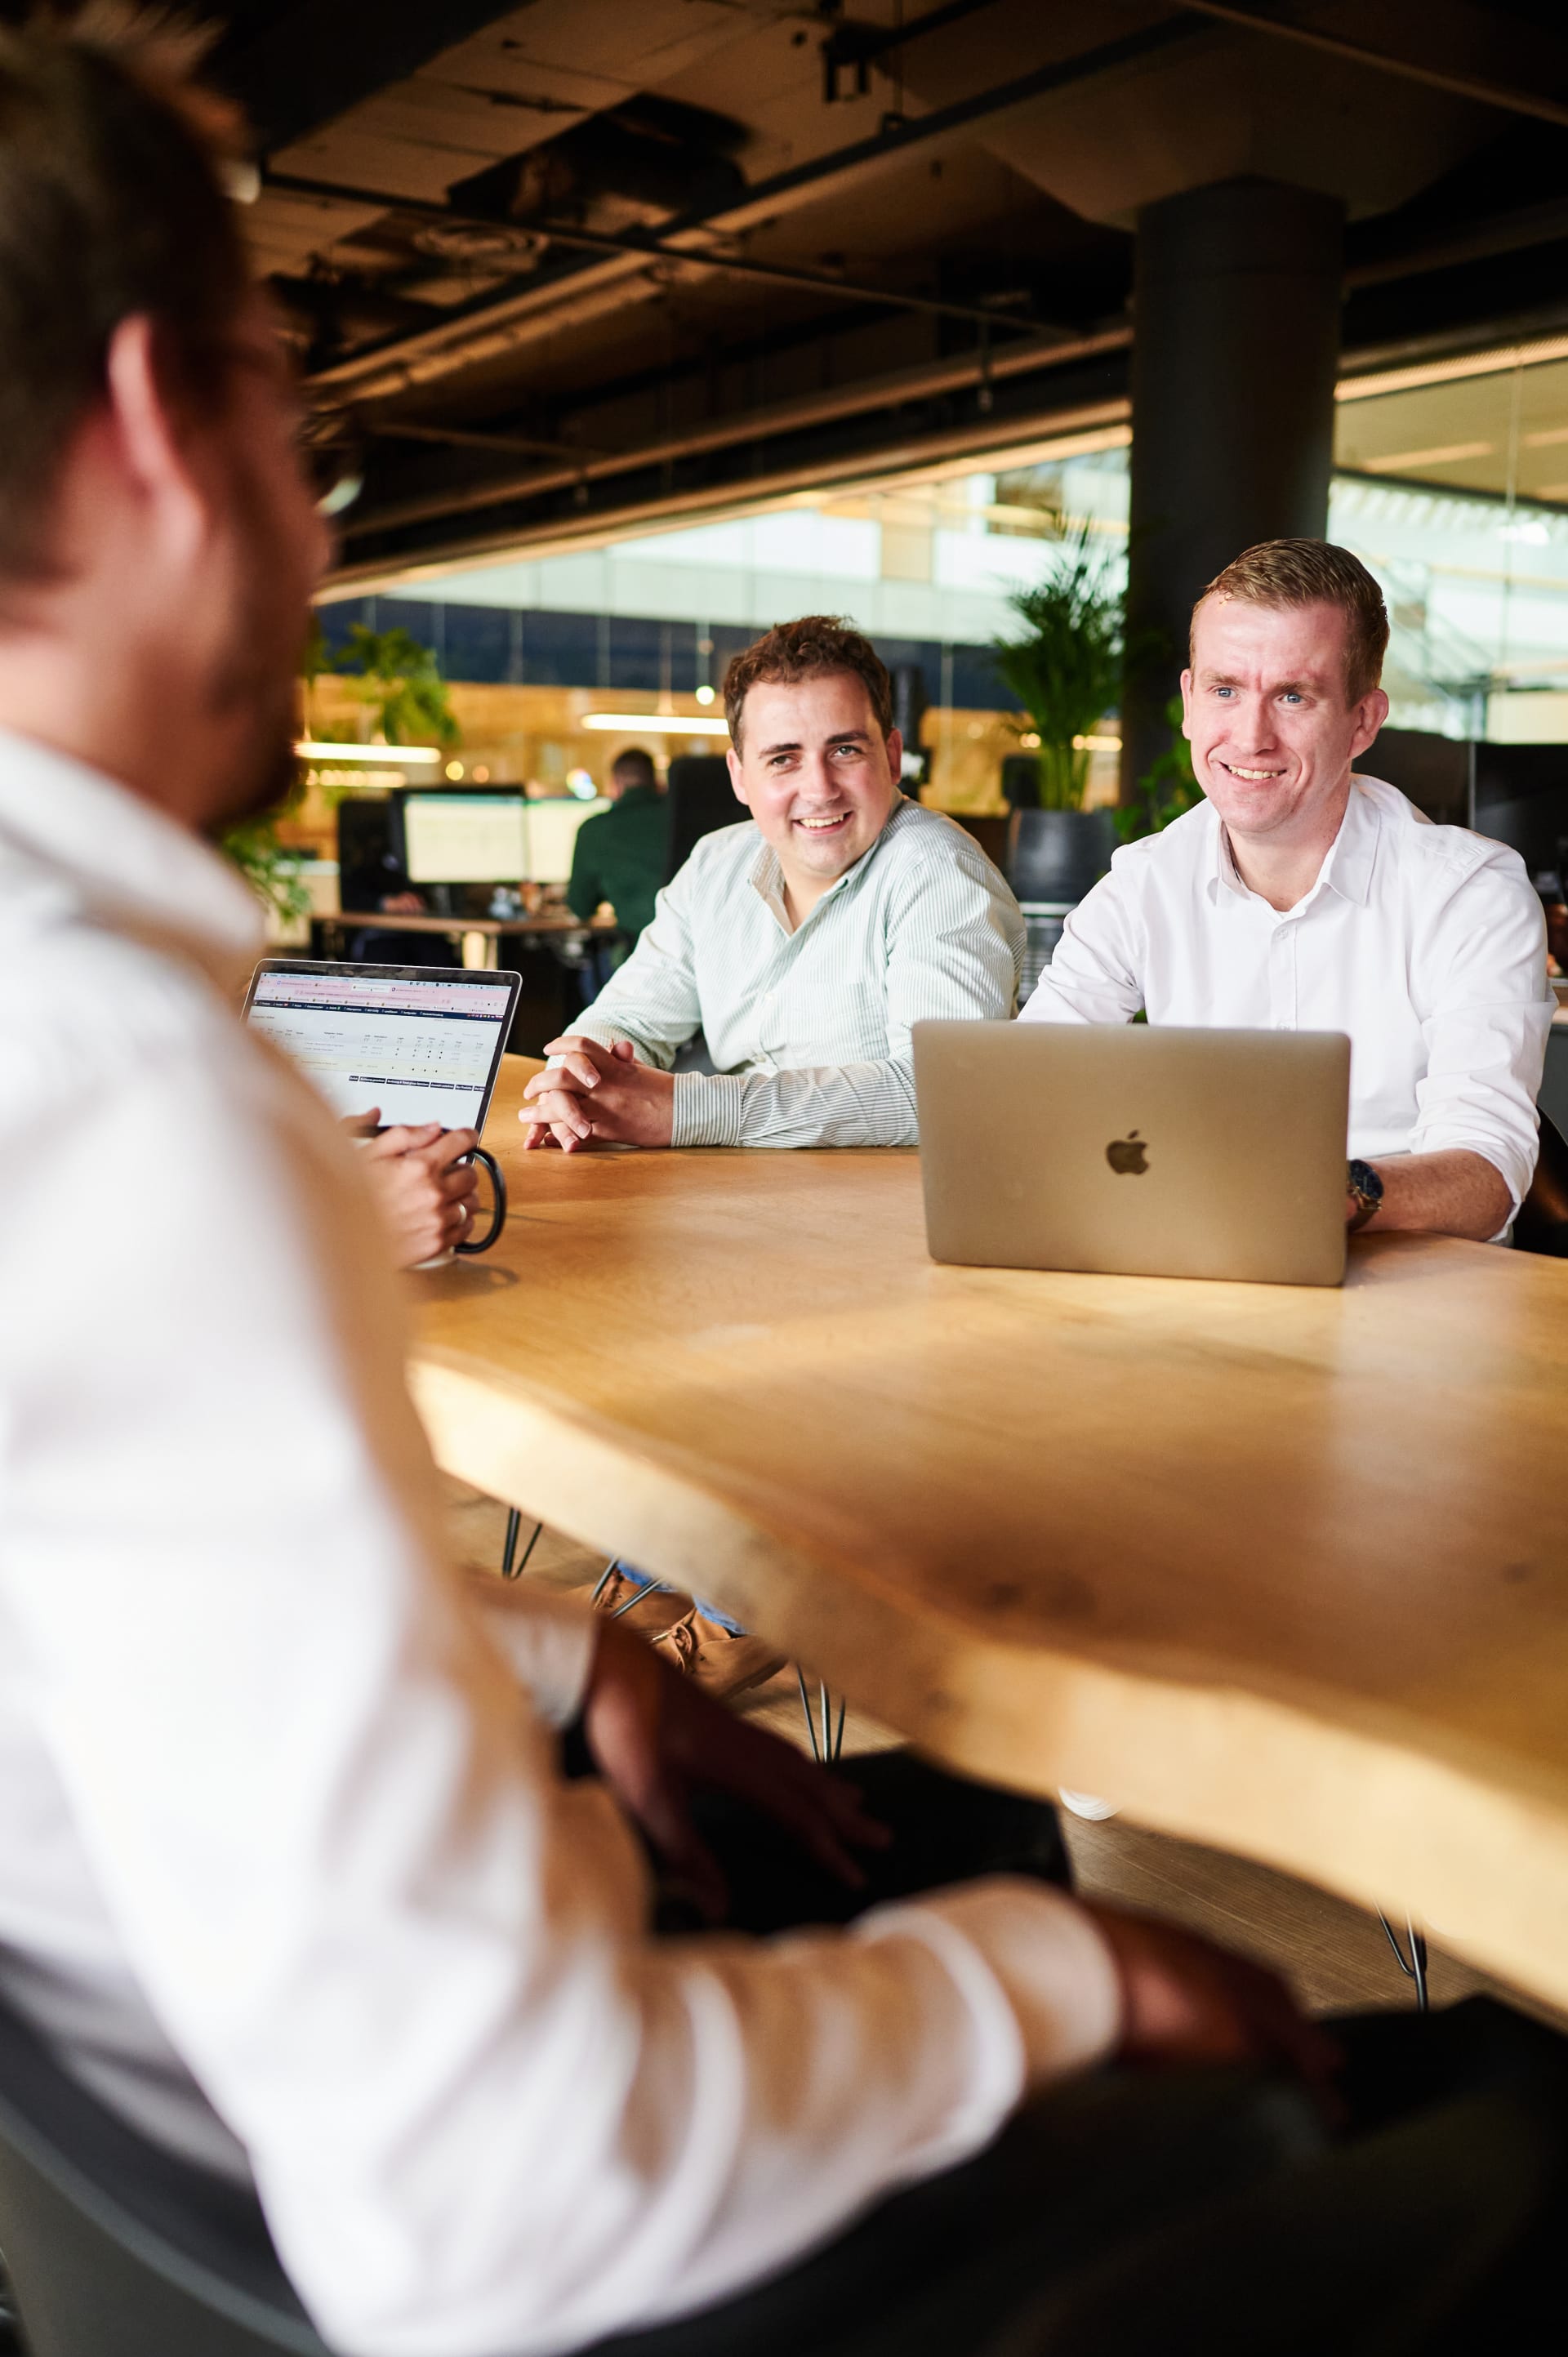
991, 519, 1125, 812
1113, 694, 1204, 842
321, 623, 461, 749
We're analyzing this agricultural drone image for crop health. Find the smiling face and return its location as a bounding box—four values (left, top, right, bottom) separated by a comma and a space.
727, 669, 902, 920
1182, 595, 1388, 852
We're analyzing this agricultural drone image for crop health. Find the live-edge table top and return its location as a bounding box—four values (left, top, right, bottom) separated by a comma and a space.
408, 1058, 1568, 2009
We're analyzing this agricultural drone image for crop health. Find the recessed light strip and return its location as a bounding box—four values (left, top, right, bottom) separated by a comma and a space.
294, 740, 444, 764
581, 712, 732, 737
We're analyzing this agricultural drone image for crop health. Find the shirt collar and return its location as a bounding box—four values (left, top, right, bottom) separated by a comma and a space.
747, 793, 911, 935
1211, 777, 1380, 913
0, 726, 265, 994
616, 782, 659, 809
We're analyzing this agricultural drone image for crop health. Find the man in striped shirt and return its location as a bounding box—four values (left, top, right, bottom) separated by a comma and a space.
521, 617, 1023, 1152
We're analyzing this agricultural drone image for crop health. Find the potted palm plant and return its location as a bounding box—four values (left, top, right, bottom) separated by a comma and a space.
991, 520, 1122, 909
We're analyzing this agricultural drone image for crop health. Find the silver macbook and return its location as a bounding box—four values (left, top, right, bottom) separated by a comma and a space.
913, 1022, 1352, 1287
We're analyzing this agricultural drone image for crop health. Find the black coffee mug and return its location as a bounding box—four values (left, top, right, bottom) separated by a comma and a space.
455, 1145, 507, 1255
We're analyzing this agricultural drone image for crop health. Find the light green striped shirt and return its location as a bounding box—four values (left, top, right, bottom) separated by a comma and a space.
570, 796, 1024, 1147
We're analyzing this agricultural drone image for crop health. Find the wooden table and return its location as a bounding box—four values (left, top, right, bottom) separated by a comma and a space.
409, 1057, 1568, 2010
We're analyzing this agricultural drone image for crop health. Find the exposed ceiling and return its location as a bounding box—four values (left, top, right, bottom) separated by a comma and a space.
185, 0, 1568, 581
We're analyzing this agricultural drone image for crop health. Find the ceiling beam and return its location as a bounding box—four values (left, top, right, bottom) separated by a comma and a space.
339, 326, 1132, 538
327, 389, 1133, 591
1175, 2, 1568, 134
1347, 195, 1568, 289
264, 170, 1071, 337
293, 13, 1208, 399
214, 0, 526, 154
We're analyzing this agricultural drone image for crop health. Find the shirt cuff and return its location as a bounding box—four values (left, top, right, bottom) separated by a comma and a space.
671, 1072, 746, 1147
475, 1584, 599, 1729
858, 1880, 1122, 2128
1410, 1132, 1530, 1217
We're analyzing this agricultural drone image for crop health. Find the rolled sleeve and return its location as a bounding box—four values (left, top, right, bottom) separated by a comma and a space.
1410, 856, 1552, 1210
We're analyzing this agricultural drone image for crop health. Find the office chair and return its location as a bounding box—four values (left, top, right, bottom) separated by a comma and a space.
1514, 1105, 1568, 1258
662, 755, 740, 884
0, 1994, 329, 2356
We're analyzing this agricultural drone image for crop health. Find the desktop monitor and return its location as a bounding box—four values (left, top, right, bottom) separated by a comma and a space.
525, 795, 609, 884
402, 791, 529, 886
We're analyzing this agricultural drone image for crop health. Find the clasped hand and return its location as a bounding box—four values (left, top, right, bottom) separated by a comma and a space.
522, 1034, 675, 1152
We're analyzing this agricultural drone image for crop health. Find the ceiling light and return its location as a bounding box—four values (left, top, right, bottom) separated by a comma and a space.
581, 711, 732, 737
695, 684, 717, 705
1361, 441, 1494, 473
1337, 334, 1568, 404
294, 740, 443, 764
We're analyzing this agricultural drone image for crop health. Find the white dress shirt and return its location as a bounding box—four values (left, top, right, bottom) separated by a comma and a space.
1022, 777, 1552, 1211
570, 798, 1024, 1146
0, 731, 1120, 2357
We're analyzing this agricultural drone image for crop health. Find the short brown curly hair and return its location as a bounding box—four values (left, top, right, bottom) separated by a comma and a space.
724, 616, 893, 751
1192, 540, 1390, 702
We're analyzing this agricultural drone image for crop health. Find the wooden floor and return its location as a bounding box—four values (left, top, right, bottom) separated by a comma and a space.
445, 1478, 1550, 2026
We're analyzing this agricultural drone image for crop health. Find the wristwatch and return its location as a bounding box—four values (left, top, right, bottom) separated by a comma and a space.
1346, 1157, 1384, 1233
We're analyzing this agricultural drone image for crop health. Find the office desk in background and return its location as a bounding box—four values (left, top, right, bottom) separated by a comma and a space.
325, 910, 621, 971
405, 1057, 1568, 2015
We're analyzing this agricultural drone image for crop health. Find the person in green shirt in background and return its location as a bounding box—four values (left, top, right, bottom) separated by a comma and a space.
566, 745, 670, 945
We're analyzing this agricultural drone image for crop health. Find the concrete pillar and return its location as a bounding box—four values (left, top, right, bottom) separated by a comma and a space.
1121, 179, 1343, 800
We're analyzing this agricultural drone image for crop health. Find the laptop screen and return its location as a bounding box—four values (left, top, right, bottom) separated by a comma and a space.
246, 965, 518, 1130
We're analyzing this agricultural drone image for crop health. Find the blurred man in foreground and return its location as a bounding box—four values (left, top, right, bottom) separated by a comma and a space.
0, 25, 1562, 2357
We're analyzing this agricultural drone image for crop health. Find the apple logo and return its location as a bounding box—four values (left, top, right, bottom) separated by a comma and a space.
1105, 1130, 1149, 1176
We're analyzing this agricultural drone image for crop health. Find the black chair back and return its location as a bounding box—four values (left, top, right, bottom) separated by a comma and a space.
1515, 1105, 1568, 1258
0, 1996, 328, 2356
663, 755, 741, 884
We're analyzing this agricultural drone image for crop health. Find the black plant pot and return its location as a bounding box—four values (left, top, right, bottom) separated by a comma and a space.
1004, 807, 1116, 907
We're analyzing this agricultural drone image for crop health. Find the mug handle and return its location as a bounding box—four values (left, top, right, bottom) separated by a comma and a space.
454, 1146, 507, 1254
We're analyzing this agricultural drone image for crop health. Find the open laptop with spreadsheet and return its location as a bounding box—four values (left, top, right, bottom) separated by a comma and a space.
243, 960, 522, 1133
913, 1021, 1352, 1287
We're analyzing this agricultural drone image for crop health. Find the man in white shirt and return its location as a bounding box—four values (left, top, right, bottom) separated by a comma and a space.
1023, 539, 1553, 1241
520, 618, 1023, 1152
0, 27, 1561, 2357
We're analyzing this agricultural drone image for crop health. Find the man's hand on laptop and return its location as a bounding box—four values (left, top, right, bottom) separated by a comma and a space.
521, 1036, 675, 1152
583, 1615, 889, 1923
345, 1112, 482, 1268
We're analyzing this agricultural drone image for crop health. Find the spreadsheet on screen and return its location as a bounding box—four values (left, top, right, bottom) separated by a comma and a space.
247, 971, 512, 1128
